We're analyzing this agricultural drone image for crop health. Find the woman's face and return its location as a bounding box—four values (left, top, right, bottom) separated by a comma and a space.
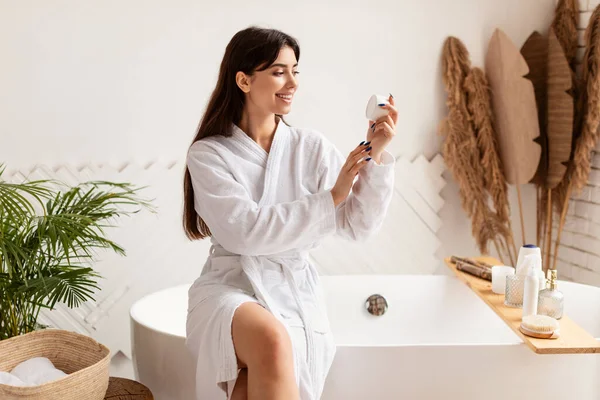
244, 46, 299, 116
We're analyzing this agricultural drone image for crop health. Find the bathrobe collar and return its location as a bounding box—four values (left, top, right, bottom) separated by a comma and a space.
230, 119, 290, 207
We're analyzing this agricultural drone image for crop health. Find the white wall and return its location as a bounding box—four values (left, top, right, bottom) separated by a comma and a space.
2, 0, 575, 382
0, 0, 557, 273
1, 0, 556, 167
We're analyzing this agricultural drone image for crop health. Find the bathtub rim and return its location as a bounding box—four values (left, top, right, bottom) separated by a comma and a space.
130, 283, 191, 340
128, 277, 600, 342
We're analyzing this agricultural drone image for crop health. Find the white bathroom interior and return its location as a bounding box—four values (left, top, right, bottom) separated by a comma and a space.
2, 0, 600, 399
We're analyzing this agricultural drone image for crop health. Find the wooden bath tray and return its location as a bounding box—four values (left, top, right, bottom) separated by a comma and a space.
444, 256, 600, 355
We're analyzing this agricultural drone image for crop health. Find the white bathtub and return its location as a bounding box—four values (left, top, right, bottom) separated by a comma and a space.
130, 275, 600, 399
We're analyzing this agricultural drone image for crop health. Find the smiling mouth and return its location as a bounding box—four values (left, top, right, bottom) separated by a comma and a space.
276, 94, 293, 103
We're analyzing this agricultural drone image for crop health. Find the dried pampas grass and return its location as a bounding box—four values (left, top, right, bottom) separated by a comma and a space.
464, 68, 517, 263
440, 37, 512, 261
552, 0, 580, 70
439, 3, 600, 273
553, 6, 600, 270
441, 37, 477, 217
571, 7, 600, 191
551, 0, 582, 218
464, 69, 509, 221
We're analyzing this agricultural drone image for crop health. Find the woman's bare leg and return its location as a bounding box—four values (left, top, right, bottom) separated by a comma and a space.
230, 302, 299, 400
230, 368, 248, 400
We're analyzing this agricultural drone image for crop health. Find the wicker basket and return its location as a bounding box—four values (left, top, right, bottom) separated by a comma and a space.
0, 329, 110, 400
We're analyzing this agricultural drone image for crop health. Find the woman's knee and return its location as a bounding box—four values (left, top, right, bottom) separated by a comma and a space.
232, 302, 294, 370
254, 321, 294, 369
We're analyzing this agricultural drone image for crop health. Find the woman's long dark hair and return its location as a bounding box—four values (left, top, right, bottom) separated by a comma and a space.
183, 26, 300, 240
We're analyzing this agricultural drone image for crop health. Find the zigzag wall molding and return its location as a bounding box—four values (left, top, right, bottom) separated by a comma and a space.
4, 154, 446, 359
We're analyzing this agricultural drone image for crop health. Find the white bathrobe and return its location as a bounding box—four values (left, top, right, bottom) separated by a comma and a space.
185, 120, 395, 400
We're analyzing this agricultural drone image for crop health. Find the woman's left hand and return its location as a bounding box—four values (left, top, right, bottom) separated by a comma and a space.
366, 94, 397, 163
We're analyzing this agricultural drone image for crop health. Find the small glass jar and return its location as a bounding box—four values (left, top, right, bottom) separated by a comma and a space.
504, 274, 526, 308
492, 266, 515, 294
538, 291, 564, 319
537, 269, 564, 319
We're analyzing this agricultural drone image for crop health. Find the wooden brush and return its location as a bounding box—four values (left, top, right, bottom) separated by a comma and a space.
520, 314, 561, 339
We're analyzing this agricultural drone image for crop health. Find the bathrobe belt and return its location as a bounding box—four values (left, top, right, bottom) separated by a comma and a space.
240, 251, 319, 397
210, 245, 319, 395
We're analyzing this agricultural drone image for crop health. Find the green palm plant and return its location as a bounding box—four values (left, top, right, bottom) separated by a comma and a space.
0, 164, 155, 339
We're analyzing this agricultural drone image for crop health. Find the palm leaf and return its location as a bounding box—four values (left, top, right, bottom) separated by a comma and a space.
485, 28, 542, 244
521, 31, 549, 186
17, 266, 101, 309
521, 28, 574, 269
486, 28, 542, 185
546, 28, 574, 189
0, 169, 154, 338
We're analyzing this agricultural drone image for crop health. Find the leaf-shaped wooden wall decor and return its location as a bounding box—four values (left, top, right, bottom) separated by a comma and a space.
521, 27, 574, 269
485, 29, 542, 186
521, 31, 549, 186
546, 27, 573, 189
521, 27, 574, 254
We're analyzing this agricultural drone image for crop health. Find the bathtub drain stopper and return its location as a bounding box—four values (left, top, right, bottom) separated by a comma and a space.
365, 294, 388, 316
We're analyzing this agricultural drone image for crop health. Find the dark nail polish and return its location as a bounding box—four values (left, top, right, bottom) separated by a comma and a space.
378, 103, 385, 106
364, 141, 371, 145
366, 157, 372, 161
360, 141, 365, 145
370, 122, 375, 128
366, 146, 372, 151
390, 93, 394, 99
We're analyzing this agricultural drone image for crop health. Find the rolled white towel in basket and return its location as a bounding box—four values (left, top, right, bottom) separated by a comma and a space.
2, 357, 68, 387
0, 371, 27, 386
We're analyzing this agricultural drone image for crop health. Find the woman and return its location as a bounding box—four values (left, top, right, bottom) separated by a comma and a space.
183, 26, 397, 400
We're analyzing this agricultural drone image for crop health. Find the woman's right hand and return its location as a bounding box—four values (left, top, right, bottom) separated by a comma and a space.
330, 142, 372, 206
